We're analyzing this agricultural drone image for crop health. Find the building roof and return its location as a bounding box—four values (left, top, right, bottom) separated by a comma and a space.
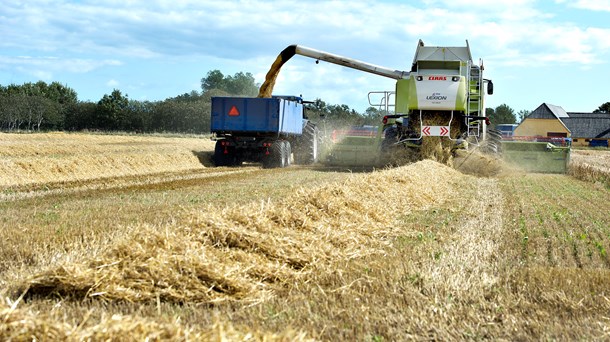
523, 103, 610, 139
528, 103, 569, 119
563, 112, 610, 138
567, 112, 610, 118
524, 103, 570, 132
548, 104, 570, 118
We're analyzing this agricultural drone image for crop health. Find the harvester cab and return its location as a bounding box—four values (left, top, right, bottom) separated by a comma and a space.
257, 40, 495, 166
397, 40, 493, 140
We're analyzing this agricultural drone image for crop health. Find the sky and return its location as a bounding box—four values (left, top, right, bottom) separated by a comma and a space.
1, 0, 609, 114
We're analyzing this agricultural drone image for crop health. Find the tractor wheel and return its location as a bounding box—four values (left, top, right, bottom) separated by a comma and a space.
284, 141, 292, 167
294, 122, 318, 164
213, 140, 234, 166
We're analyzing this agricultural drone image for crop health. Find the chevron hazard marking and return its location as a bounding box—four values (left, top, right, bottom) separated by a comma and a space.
422, 126, 450, 136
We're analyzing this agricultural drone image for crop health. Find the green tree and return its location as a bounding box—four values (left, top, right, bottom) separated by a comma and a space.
363, 107, 384, 125
327, 104, 360, 124
24, 96, 60, 130
173, 90, 202, 102
201, 70, 226, 93
302, 98, 366, 127
486, 107, 494, 118
124, 100, 155, 132
0, 94, 27, 130
0, 81, 76, 130
224, 72, 259, 96
488, 104, 516, 127
201, 70, 259, 96
593, 102, 610, 113
516, 109, 530, 123
97, 89, 129, 130
64, 101, 97, 131
301, 98, 329, 125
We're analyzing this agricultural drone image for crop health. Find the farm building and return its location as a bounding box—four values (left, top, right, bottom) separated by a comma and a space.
514, 103, 610, 147
563, 113, 610, 147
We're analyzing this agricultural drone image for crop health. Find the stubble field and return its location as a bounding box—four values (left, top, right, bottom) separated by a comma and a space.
1, 132, 609, 341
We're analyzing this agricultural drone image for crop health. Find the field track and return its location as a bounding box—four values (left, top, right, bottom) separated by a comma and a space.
0, 167, 260, 201
1, 133, 610, 340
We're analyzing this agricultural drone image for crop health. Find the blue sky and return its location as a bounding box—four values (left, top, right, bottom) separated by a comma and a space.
1, 0, 609, 114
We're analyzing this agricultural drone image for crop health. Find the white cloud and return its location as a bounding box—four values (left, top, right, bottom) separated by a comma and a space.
106, 79, 120, 87
565, 0, 610, 11
1, 0, 609, 111
0, 56, 122, 74
28, 69, 53, 81
2, 0, 607, 68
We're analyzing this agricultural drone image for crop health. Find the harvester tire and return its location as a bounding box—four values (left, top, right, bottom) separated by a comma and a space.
482, 128, 503, 155
488, 129, 502, 138
382, 127, 398, 151
213, 140, 235, 167
295, 122, 318, 165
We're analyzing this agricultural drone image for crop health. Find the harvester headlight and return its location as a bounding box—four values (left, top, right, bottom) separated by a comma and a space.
452, 76, 460, 82
416, 76, 423, 81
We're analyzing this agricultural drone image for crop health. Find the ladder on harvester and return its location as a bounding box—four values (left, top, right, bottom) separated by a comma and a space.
466, 62, 483, 137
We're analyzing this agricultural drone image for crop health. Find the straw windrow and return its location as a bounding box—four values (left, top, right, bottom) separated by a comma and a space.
19, 160, 470, 305
569, 149, 610, 188
0, 300, 312, 341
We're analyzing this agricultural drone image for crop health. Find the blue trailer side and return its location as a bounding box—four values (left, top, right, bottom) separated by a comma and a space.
211, 96, 318, 168
589, 139, 609, 148
211, 97, 303, 135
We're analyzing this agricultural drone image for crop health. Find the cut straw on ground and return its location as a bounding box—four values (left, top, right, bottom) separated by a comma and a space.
0, 298, 312, 341
18, 160, 471, 306
569, 149, 610, 188
0, 132, 215, 188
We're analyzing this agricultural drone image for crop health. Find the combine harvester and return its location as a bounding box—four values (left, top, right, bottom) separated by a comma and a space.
256, 40, 499, 166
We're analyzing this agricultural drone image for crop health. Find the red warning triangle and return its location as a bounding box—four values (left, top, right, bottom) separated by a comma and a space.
228, 105, 240, 116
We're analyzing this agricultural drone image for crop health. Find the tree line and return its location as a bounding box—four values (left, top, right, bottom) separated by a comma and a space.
0, 80, 216, 133
0, 71, 375, 133
2, 71, 608, 133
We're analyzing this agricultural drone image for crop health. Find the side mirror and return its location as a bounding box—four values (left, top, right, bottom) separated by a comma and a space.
487, 80, 494, 95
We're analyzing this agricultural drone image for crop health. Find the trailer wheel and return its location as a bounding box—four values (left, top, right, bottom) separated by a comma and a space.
295, 122, 318, 164
213, 140, 235, 166
263, 140, 286, 168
